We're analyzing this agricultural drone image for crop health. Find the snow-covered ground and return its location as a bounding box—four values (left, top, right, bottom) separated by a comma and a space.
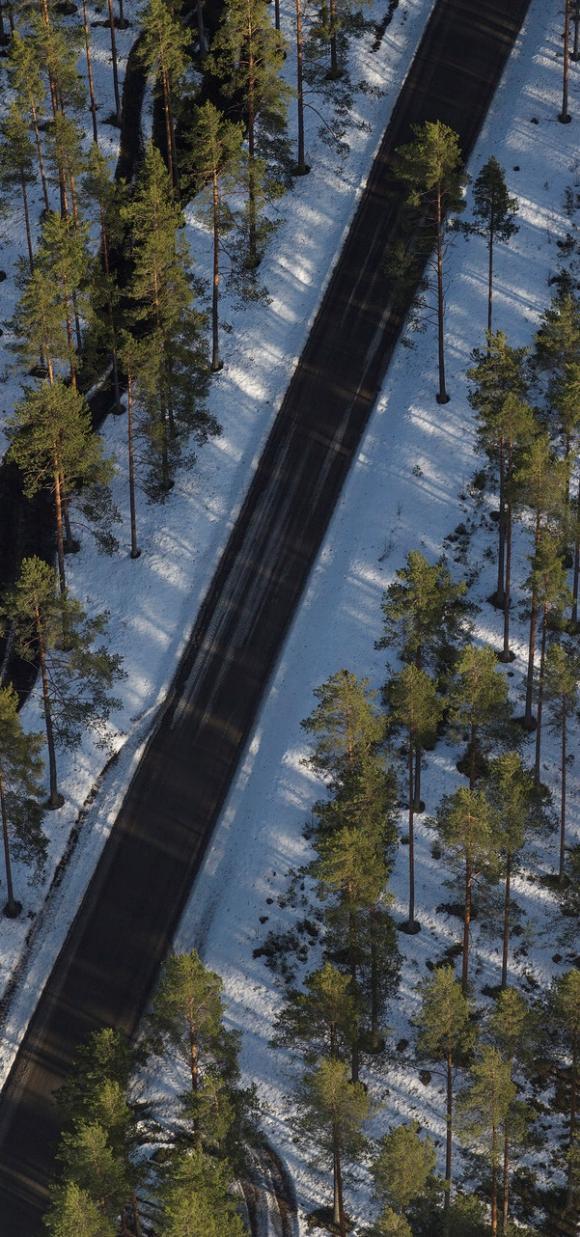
159, 1, 577, 1228
0, 0, 436, 1068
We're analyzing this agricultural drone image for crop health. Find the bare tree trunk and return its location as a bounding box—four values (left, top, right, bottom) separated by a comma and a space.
462, 860, 472, 993
161, 66, 176, 187
572, 0, 580, 60
524, 588, 538, 730
211, 170, 222, 372
496, 435, 505, 605
502, 1126, 510, 1232
333, 1140, 346, 1236
20, 174, 34, 273
560, 0, 572, 122
349, 908, 359, 1084
534, 609, 547, 784
37, 613, 61, 809
107, 0, 122, 124
500, 496, 513, 662
247, 55, 257, 267
501, 851, 511, 989
487, 205, 495, 336
31, 100, 50, 212
436, 184, 449, 404
196, 0, 208, 51
559, 705, 568, 884
572, 475, 579, 626
407, 738, 417, 928
567, 1031, 577, 1208
328, 0, 339, 77
0, 775, 21, 917
491, 1126, 498, 1237
54, 469, 67, 595
81, 0, 99, 145
127, 373, 140, 559
445, 1051, 453, 1213
294, 0, 307, 174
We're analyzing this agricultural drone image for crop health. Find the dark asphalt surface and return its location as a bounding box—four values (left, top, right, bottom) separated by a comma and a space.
0, 0, 531, 1229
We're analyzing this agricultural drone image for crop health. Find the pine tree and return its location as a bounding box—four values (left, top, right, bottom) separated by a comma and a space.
8, 381, 113, 595
6, 30, 50, 210
544, 641, 579, 883
209, 0, 288, 267
489, 988, 535, 1230
122, 144, 215, 495
372, 1121, 436, 1221
434, 787, 500, 992
513, 433, 567, 729
302, 669, 387, 783
297, 1057, 369, 1236
3, 556, 124, 808
448, 645, 511, 789
44, 1181, 116, 1237
148, 949, 251, 1155
273, 961, 357, 1063
0, 684, 45, 917
496, 395, 537, 660
139, 0, 190, 187
82, 145, 124, 407
157, 1148, 247, 1236
93, 0, 123, 125
527, 534, 571, 783
416, 966, 475, 1210
377, 550, 471, 679
0, 101, 36, 272
484, 754, 542, 988
534, 290, 580, 624
549, 970, 580, 1210
459, 1047, 515, 1237
80, 0, 99, 144
119, 334, 141, 559
54, 1027, 144, 1235
467, 333, 529, 610
389, 665, 442, 931
187, 101, 244, 371
391, 121, 466, 403
470, 158, 518, 335
13, 209, 90, 384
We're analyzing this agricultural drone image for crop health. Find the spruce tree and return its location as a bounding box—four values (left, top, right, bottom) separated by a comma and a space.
416, 966, 474, 1210
157, 1148, 247, 1236
6, 30, 50, 210
8, 381, 113, 595
273, 961, 357, 1063
139, 0, 190, 187
0, 684, 45, 917
389, 665, 442, 931
297, 1057, 369, 1236
484, 753, 542, 988
467, 333, 529, 610
377, 550, 470, 679
448, 645, 511, 789
209, 0, 288, 267
391, 121, 466, 403
3, 556, 124, 809
459, 1047, 515, 1237
0, 102, 36, 272
372, 1121, 436, 1221
302, 669, 387, 783
122, 144, 215, 495
544, 641, 579, 883
513, 434, 567, 729
470, 158, 518, 335
187, 101, 244, 371
549, 970, 580, 1210
44, 1182, 116, 1237
434, 787, 500, 992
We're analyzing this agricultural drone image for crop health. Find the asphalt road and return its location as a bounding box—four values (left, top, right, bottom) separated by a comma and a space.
0, 0, 532, 1229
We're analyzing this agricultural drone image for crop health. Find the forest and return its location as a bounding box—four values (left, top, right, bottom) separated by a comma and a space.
0, 0, 578, 1233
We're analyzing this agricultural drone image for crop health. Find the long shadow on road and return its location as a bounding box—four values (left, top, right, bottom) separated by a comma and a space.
0, 0, 531, 1230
